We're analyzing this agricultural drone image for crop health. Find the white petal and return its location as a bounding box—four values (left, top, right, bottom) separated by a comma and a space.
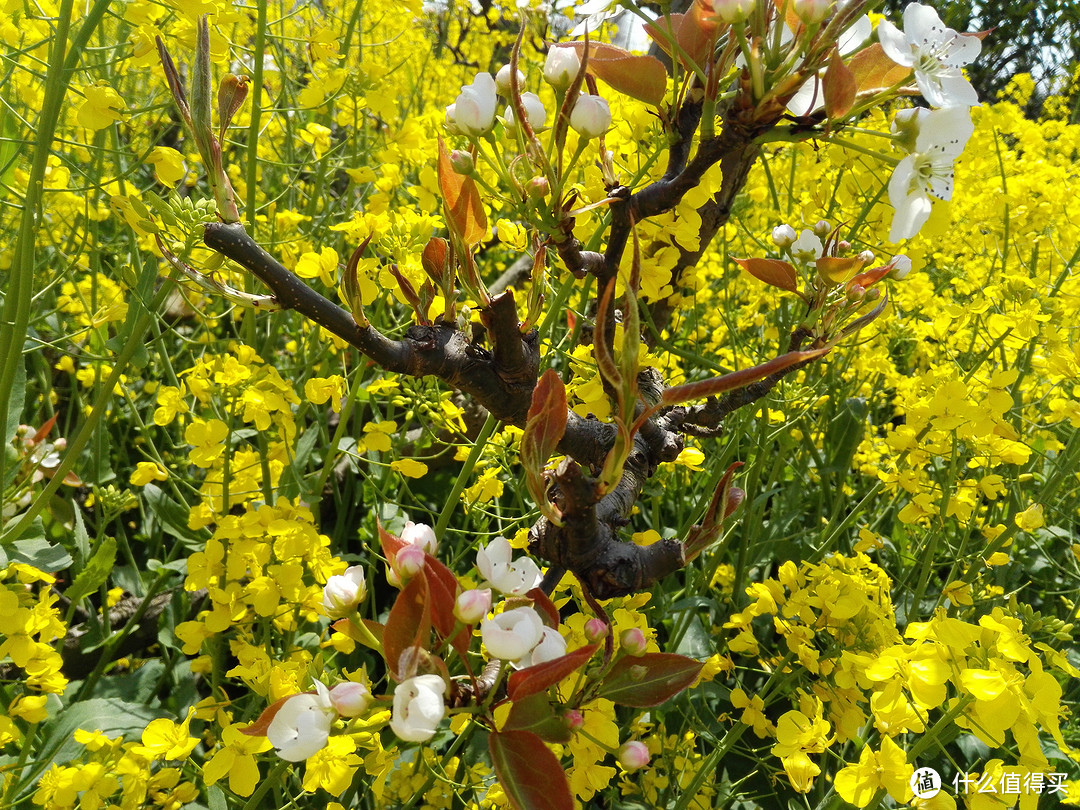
944, 32, 981, 68
839, 15, 872, 55
903, 3, 947, 47
876, 19, 912, 66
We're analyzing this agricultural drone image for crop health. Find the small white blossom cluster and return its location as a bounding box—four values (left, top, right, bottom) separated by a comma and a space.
445, 47, 611, 140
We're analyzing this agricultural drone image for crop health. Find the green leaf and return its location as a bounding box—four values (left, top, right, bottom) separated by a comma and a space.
8, 537, 73, 573
3, 351, 25, 450
65, 536, 116, 604
142, 483, 204, 547
489, 730, 574, 810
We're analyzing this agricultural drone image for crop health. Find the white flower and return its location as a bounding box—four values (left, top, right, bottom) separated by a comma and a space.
267, 682, 336, 762
887, 106, 973, 242
543, 46, 581, 90
794, 0, 832, 25
771, 224, 797, 247
401, 520, 438, 554
390, 674, 447, 743
569, 95, 611, 139
515, 625, 567, 669
476, 536, 542, 595
496, 64, 525, 94
712, 0, 754, 24
446, 72, 498, 137
504, 92, 547, 134
322, 566, 367, 619
481, 606, 544, 662
888, 255, 912, 279
877, 2, 981, 108
790, 229, 824, 264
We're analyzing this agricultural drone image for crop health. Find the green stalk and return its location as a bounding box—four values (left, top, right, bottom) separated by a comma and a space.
433, 413, 497, 541
0, 0, 108, 503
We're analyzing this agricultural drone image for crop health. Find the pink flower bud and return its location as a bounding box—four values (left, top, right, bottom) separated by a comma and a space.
395, 545, 427, 579
564, 710, 585, 731
618, 740, 651, 770
401, 521, 437, 554
812, 219, 831, 237
322, 566, 367, 619
619, 628, 647, 656
454, 588, 492, 624
329, 682, 371, 717
449, 150, 475, 175
527, 176, 550, 199
847, 284, 866, 301
584, 618, 608, 642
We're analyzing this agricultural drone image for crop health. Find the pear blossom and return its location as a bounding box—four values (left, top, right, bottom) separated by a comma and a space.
887, 106, 973, 242
771, 224, 797, 248
877, 2, 981, 109
481, 606, 544, 662
888, 255, 912, 279
400, 520, 437, 554
390, 674, 447, 743
791, 229, 824, 264
267, 682, 336, 762
713, 0, 754, 24
322, 566, 367, 619
476, 536, 542, 595
328, 682, 371, 717
618, 741, 651, 770
503, 92, 547, 134
495, 64, 525, 94
515, 625, 568, 669
454, 588, 492, 624
543, 46, 581, 90
569, 95, 611, 139
445, 72, 498, 137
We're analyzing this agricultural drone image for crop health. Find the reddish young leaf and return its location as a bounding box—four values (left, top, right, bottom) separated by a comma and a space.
847, 262, 894, 291
595, 653, 704, 707
489, 730, 574, 810
502, 693, 574, 743
240, 693, 300, 736
734, 257, 799, 293
437, 137, 487, 246
383, 572, 432, 680
558, 42, 668, 108
659, 348, 829, 409
425, 554, 471, 658
823, 47, 857, 119
847, 43, 914, 96
379, 521, 407, 565
421, 236, 450, 284
684, 461, 744, 562
643, 13, 716, 71
507, 643, 599, 701
31, 414, 59, 443
525, 587, 561, 629
520, 369, 567, 511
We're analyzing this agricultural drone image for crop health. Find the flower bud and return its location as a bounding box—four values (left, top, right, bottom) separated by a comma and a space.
793, 0, 833, 24
771, 224, 796, 248
543, 47, 581, 90
712, 0, 754, 23
584, 618, 608, 642
847, 284, 866, 301
329, 682, 371, 717
454, 588, 492, 624
496, 64, 525, 94
449, 72, 498, 137
888, 254, 912, 279
619, 628, 647, 656
449, 149, 475, 175
401, 521, 437, 554
864, 288, 882, 303
812, 219, 831, 237
395, 545, 427, 579
504, 92, 547, 135
837, 240, 851, 251
857, 249, 875, 265
526, 176, 550, 199
569, 95, 611, 139
618, 740, 651, 771
322, 566, 367, 619
564, 709, 585, 731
